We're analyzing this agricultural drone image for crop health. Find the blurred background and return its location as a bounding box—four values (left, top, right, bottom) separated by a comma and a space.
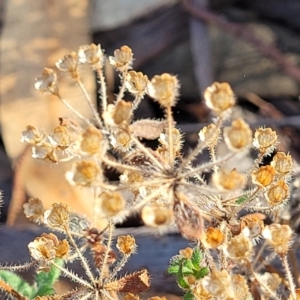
1, 0, 300, 297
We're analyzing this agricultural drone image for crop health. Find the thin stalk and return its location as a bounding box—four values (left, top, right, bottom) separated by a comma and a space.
166, 105, 174, 166
109, 254, 130, 280
252, 271, 280, 300
116, 70, 128, 103
77, 78, 103, 128
99, 220, 113, 285
178, 152, 236, 180
96, 67, 108, 113
132, 96, 142, 110
281, 254, 297, 300
58, 96, 91, 125
51, 261, 93, 289
66, 228, 95, 283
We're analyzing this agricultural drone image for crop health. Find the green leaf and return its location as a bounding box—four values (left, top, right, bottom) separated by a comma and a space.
177, 262, 190, 289
236, 194, 248, 205
0, 270, 35, 298
190, 248, 202, 270
183, 290, 195, 300
167, 264, 180, 275
182, 259, 195, 274
195, 267, 209, 279
33, 258, 64, 297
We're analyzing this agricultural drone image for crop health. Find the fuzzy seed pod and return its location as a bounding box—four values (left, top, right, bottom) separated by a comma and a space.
213, 168, 246, 191
117, 235, 137, 255
266, 180, 289, 206
205, 227, 224, 248
96, 191, 126, 217
253, 127, 277, 154
199, 123, 220, 148
252, 165, 276, 187
223, 118, 252, 152
80, 126, 103, 155
204, 82, 235, 114
113, 100, 132, 125
224, 234, 253, 262
141, 206, 173, 227
78, 43, 103, 68
148, 73, 179, 107
23, 198, 44, 224
271, 152, 293, 175
109, 45, 133, 72
44, 203, 69, 229
125, 71, 148, 98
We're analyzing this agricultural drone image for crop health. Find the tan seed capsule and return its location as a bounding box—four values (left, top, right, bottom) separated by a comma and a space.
253, 127, 277, 154
266, 180, 289, 206
252, 165, 276, 187
204, 82, 235, 114
205, 227, 224, 248
113, 100, 132, 125
147, 73, 179, 107
109, 45, 133, 72
213, 168, 246, 191
117, 235, 136, 255
199, 123, 220, 148
125, 71, 148, 98
223, 119, 252, 152
80, 126, 103, 154
271, 152, 293, 175
96, 191, 126, 217
141, 206, 173, 228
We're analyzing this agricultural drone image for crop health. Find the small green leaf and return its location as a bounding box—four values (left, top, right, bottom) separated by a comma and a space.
167, 264, 180, 275
177, 262, 190, 289
195, 267, 209, 279
190, 248, 202, 270
33, 258, 64, 297
236, 194, 248, 204
0, 270, 35, 298
182, 259, 195, 274
183, 290, 195, 300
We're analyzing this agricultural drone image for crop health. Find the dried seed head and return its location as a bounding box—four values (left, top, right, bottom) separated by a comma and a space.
202, 269, 234, 298
125, 71, 148, 98
117, 235, 137, 255
204, 82, 235, 114
141, 206, 173, 228
266, 180, 289, 206
78, 43, 103, 67
44, 203, 69, 229
271, 152, 293, 175
252, 165, 276, 187
34, 68, 60, 96
111, 129, 132, 151
130, 119, 167, 140
113, 100, 132, 125
80, 126, 103, 155
55, 239, 69, 259
224, 234, 253, 262
21, 125, 46, 144
55, 52, 79, 79
96, 191, 126, 217
52, 125, 72, 149
223, 118, 252, 152
240, 213, 265, 239
66, 160, 102, 186
32, 141, 58, 163
253, 127, 277, 154
109, 45, 133, 72
262, 224, 293, 255
213, 168, 246, 191
231, 274, 252, 300
23, 198, 44, 224
199, 123, 220, 148
205, 227, 225, 248
148, 73, 179, 107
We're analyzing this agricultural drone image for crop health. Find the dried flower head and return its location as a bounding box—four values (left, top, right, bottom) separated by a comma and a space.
78, 43, 103, 68
271, 152, 293, 175
51, 125, 72, 150
125, 71, 148, 98
223, 118, 253, 152
205, 227, 225, 248
202, 269, 234, 298
213, 168, 246, 191
80, 126, 103, 155
179, 247, 193, 259
253, 127, 277, 154
117, 235, 137, 255
23, 198, 44, 224
266, 180, 289, 206
148, 73, 179, 107
109, 45, 133, 72
32, 141, 58, 163
262, 224, 293, 255
252, 165, 276, 187
34, 68, 59, 96
44, 203, 69, 229
28, 233, 69, 272
204, 82, 235, 114
21, 125, 46, 144
113, 100, 132, 125
55, 52, 79, 78
141, 206, 173, 228
240, 213, 265, 239
224, 234, 253, 262
111, 129, 133, 152
199, 123, 220, 148
96, 191, 126, 217
66, 160, 102, 186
